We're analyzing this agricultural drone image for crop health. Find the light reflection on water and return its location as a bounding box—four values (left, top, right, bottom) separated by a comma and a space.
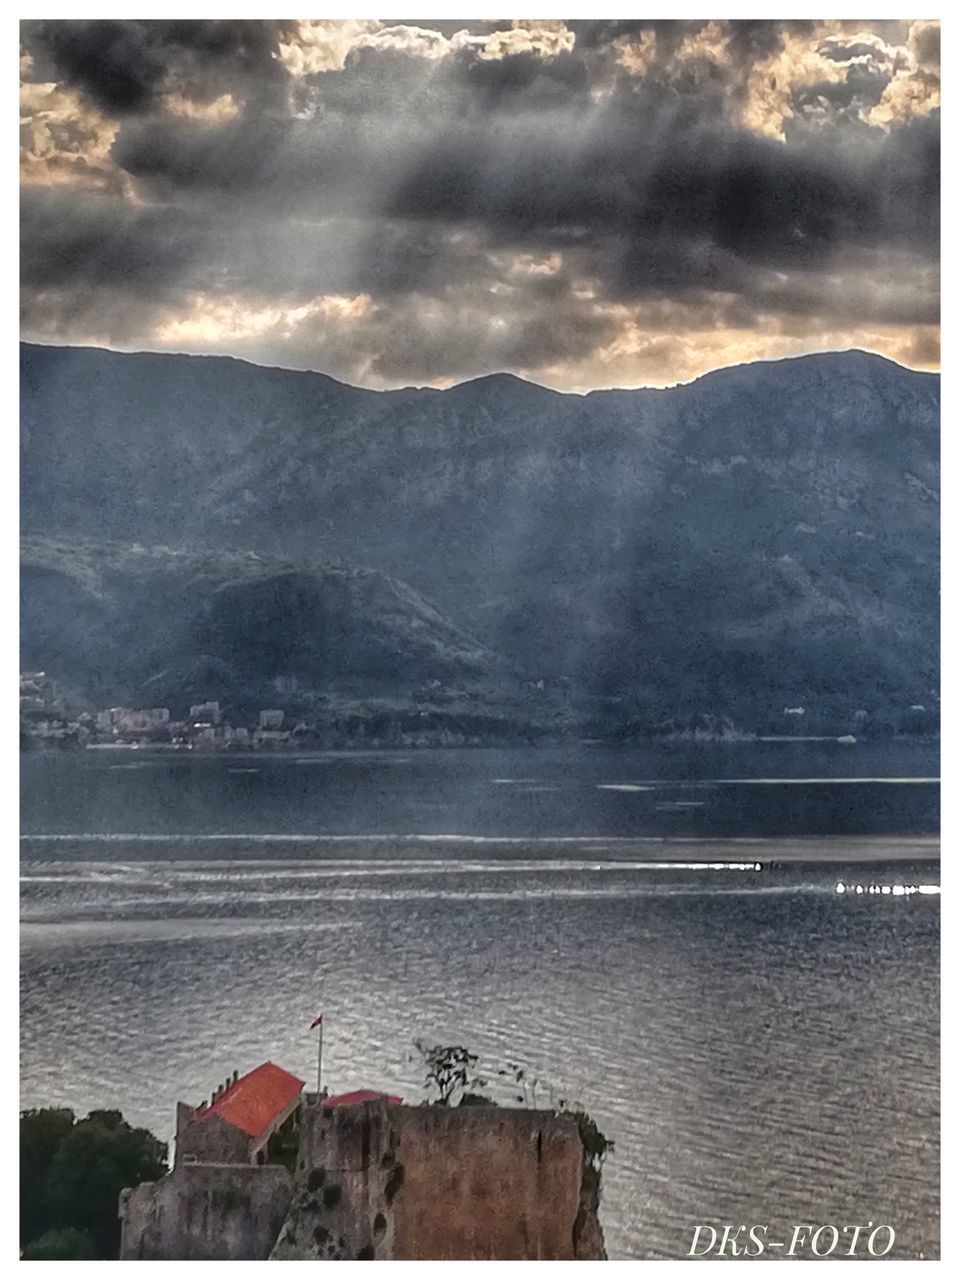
20, 847, 939, 1260
836, 880, 939, 896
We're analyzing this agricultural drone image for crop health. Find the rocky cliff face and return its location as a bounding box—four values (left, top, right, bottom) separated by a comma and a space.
272, 1100, 605, 1261
21, 344, 939, 726
119, 1101, 607, 1261
120, 1164, 294, 1261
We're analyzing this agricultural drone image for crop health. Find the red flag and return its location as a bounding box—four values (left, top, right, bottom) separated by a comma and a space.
310, 1014, 323, 1030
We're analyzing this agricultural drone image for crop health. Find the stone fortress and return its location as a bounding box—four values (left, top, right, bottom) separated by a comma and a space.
119, 1061, 607, 1260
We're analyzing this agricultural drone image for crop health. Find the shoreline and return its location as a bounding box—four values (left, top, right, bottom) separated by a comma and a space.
21, 731, 943, 755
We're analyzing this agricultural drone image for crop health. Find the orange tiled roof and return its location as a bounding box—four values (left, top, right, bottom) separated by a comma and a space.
198, 1062, 305, 1139
324, 1089, 403, 1108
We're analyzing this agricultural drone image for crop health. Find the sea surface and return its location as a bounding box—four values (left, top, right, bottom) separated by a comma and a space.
20, 742, 940, 1259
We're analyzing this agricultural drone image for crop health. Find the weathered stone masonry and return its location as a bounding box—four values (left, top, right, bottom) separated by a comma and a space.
121, 1099, 607, 1260
120, 1164, 294, 1261
277, 1099, 603, 1260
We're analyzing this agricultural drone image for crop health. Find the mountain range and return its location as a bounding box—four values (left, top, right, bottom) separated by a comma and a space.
20, 342, 939, 736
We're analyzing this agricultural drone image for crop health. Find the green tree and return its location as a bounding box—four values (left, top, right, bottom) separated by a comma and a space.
20, 1107, 167, 1259
22, 1228, 96, 1260
46, 1113, 167, 1257
414, 1041, 489, 1107
20, 1108, 75, 1247
412, 1040, 613, 1223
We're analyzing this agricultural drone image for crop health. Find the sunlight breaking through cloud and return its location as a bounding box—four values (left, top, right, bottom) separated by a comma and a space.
19, 18, 939, 389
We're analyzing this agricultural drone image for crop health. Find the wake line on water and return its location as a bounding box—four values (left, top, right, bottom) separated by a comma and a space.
19, 831, 940, 845
601, 773, 942, 783
702, 777, 938, 785
19, 859, 766, 882
20, 881, 941, 913
21, 832, 742, 843
15, 885, 878, 910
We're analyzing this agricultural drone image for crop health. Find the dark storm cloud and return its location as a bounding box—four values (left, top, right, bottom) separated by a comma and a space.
568, 19, 712, 60
23, 19, 296, 114
452, 47, 591, 106
19, 18, 940, 386
388, 102, 937, 260
24, 20, 168, 113
103, 52, 938, 266
913, 23, 940, 69
566, 20, 656, 49
724, 20, 810, 64
19, 181, 493, 307
20, 186, 208, 293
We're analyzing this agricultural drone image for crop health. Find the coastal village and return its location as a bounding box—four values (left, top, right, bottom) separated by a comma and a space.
21, 666, 941, 751
19, 669, 523, 751
21, 672, 305, 750
20, 664, 941, 752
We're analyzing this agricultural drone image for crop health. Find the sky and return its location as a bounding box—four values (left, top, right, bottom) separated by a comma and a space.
19, 17, 940, 391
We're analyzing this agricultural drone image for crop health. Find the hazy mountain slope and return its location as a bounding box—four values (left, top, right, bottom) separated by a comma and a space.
20, 536, 501, 714
20, 343, 939, 726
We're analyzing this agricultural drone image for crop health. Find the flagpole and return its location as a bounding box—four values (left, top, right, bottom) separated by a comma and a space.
316, 1017, 323, 1096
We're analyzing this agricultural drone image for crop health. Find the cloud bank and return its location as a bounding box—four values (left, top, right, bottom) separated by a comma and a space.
20, 18, 940, 389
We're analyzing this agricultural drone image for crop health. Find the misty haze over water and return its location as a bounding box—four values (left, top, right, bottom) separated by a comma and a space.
20, 741, 939, 1258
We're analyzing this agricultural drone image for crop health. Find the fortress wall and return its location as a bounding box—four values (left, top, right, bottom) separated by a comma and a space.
175, 1111, 251, 1165
271, 1101, 604, 1260
119, 1164, 293, 1261
392, 1104, 591, 1259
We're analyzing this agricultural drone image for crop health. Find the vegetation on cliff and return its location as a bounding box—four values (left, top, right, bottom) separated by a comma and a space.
413, 1037, 613, 1242
415, 1041, 490, 1107
20, 1107, 167, 1260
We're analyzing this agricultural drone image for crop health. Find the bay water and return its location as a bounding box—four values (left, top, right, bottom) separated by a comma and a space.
20, 742, 939, 1259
